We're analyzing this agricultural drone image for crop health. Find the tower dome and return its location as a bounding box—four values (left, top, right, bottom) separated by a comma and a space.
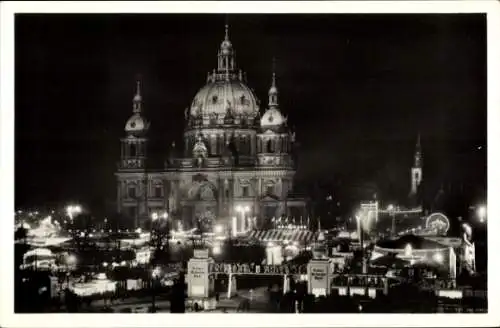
125, 81, 149, 136
188, 25, 260, 120
260, 67, 286, 130
260, 108, 286, 128
125, 114, 148, 134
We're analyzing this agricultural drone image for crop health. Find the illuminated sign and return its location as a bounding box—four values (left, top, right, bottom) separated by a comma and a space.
360, 201, 379, 229
208, 263, 308, 275
187, 260, 208, 297
437, 289, 463, 299
308, 261, 330, 295
194, 249, 209, 259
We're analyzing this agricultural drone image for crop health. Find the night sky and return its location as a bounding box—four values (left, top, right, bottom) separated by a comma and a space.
15, 14, 486, 214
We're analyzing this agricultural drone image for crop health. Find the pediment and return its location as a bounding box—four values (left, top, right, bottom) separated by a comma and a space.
261, 194, 279, 201
262, 129, 277, 135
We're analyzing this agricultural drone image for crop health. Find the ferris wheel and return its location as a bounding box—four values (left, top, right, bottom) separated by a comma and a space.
425, 212, 450, 235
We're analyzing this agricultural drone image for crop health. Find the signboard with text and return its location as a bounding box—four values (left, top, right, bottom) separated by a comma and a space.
187, 259, 208, 297
208, 263, 308, 275
194, 249, 209, 259
307, 260, 330, 295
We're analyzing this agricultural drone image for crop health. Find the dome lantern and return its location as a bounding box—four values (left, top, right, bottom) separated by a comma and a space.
268, 60, 279, 109
218, 24, 236, 75
132, 80, 142, 113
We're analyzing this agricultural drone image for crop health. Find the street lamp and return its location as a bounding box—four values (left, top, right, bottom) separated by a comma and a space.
150, 211, 170, 266
66, 254, 77, 275
433, 252, 444, 263
231, 216, 238, 237
477, 205, 487, 223
355, 212, 363, 245
355, 213, 367, 274
151, 266, 162, 313
387, 204, 396, 238
212, 244, 221, 255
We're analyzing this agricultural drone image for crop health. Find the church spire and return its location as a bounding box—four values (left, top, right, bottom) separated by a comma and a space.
414, 133, 422, 168
410, 132, 423, 197
268, 58, 279, 108
132, 80, 142, 114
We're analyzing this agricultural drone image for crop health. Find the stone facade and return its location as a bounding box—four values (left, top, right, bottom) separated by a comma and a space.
115, 25, 307, 229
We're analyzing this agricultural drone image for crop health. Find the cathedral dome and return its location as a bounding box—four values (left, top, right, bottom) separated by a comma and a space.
190, 79, 259, 118
188, 24, 260, 120
260, 108, 286, 128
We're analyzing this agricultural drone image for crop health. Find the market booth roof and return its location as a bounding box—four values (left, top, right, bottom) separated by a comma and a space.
376, 234, 448, 251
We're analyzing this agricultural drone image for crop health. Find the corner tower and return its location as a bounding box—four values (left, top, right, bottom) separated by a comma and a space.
116, 80, 150, 227
257, 61, 294, 170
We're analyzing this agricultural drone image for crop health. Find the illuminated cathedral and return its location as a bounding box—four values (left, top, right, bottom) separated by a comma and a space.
115, 25, 308, 230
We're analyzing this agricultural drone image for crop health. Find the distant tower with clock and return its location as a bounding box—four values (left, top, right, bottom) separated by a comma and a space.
409, 133, 423, 198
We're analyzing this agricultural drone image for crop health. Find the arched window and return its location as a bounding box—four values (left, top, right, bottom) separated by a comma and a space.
212, 95, 218, 104
130, 143, 137, 157
266, 184, 274, 195
209, 114, 217, 126
128, 184, 136, 198
267, 139, 273, 153
154, 184, 162, 198
210, 136, 217, 155
240, 136, 247, 155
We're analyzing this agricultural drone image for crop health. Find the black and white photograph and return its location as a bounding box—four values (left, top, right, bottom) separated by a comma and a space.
2, 1, 499, 327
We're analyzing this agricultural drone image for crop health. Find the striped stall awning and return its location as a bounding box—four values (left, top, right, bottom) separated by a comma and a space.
248, 229, 318, 243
